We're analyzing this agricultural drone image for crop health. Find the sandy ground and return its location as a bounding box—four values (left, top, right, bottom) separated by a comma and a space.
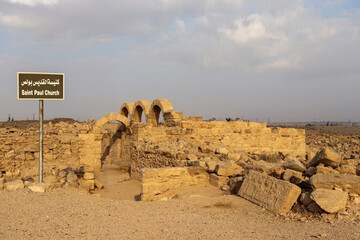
0, 184, 359, 239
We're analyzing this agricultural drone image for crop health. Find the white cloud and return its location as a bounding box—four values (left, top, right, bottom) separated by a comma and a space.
221, 14, 266, 44
0, 13, 32, 28
7, 0, 58, 6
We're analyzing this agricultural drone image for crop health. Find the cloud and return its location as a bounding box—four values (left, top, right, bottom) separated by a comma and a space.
7, 0, 58, 6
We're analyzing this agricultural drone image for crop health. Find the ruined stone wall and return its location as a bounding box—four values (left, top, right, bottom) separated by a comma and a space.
128, 120, 306, 179
0, 121, 96, 179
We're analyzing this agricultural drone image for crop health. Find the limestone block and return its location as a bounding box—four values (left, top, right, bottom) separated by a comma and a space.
66, 171, 78, 183
307, 147, 341, 168
4, 179, 24, 191
94, 179, 104, 189
206, 161, 219, 173
83, 172, 95, 180
209, 174, 229, 188
310, 173, 360, 194
282, 169, 303, 181
215, 146, 229, 155
316, 164, 340, 174
141, 167, 209, 201
337, 165, 357, 175
215, 161, 243, 177
227, 152, 241, 161
283, 159, 306, 172
28, 182, 46, 193
238, 170, 301, 213
310, 189, 348, 213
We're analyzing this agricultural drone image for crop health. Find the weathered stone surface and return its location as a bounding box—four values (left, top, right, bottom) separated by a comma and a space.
141, 167, 209, 201
215, 146, 229, 155
83, 172, 95, 180
28, 182, 46, 193
283, 159, 306, 172
307, 147, 341, 168
43, 175, 58, 184
4, 179, 24, 191
206, 161, 218, 172
238, 170, 301, 213
310, 189, 348, 213
282, 169, 303, 181
337, 165, 357, 175
310, 173, 360, 194
66, 171, 78, 183
316, 164, 339, 174
94, 179, 104, 189
209, 173, 229, 188
215, 161, 243, 177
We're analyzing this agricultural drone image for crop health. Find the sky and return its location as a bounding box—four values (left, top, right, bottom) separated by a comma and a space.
0, 0, 359, 122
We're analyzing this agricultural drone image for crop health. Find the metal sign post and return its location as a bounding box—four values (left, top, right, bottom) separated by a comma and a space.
17, 72, 65, 182
39, 100, 44, 182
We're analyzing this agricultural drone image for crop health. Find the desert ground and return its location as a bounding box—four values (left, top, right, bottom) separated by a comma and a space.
0, 121, 360, 239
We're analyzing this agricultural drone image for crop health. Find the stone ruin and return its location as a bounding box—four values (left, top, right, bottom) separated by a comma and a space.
1, 98, 360, 220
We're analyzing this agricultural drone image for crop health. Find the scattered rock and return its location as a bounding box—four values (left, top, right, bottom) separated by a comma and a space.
83, 172, 95, 180
307, 147, 341, 168
215, 161, 243, 177
209, 173, 229, 188
310, 189, 348, 213
94, 179, 104, 189
4, 179, 24, 191
310, 173, 360, 194
28, 182, 46, 193
238, 170, 301, 213
282, 169, 303, 181
283, 159, 306, 172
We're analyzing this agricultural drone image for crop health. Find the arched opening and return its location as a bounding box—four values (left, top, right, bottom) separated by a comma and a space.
133, 105, 145, 123
120, 107, 129, 118
93, 113, 131, 169
151, 105, 164, 126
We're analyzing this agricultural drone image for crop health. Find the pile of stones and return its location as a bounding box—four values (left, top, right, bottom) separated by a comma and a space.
0, 165, 103, 194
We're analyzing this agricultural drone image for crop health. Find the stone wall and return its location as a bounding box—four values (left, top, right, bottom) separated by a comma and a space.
0, 121, 96, 179
128, 120, 306, 179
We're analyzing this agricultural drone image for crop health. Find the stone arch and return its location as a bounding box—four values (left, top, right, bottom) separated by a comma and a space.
94, 113, 130, 132
120, 102, 135, 119
131, 100, 152, 124
149, 99, 174, 126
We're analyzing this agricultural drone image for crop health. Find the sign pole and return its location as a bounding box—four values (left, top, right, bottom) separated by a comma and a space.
39, 100, 44, 182
17, 72, 65, 183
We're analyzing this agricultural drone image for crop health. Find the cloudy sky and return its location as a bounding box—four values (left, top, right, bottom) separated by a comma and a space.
0, 0, 359, 122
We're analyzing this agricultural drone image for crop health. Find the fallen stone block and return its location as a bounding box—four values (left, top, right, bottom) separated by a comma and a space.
237, 170, 301, 213
310, 173, 360, 194
316, 164, 339, 174
283, 159, 306, 172
4, 179, 24, 191
94, 179, 104, 189
83, 172, 95, 180
209, 173, 229, 188
307, 147, 341, 168
282, 169, 303, 181
215, 161, 243, 177
141, 167, 209, 201
336, 165, 357, 175
310, 189, 348, 213
28, 182, 46, 193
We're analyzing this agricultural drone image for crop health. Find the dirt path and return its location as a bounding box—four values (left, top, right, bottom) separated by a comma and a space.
94, 164, 141, 201
0, 187, 359, 240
